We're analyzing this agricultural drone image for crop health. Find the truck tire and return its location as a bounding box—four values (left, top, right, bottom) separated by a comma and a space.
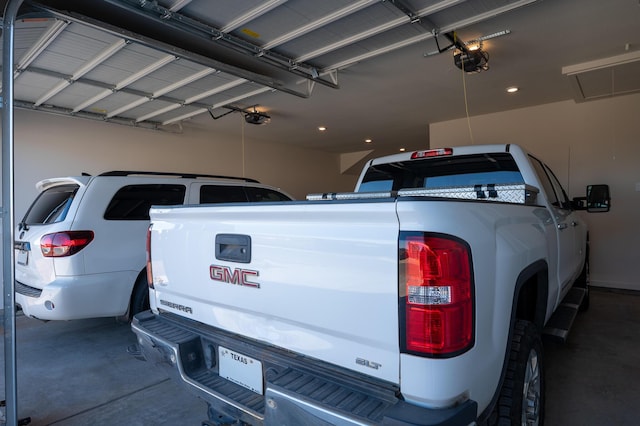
129, 272, 150, 320
496, 320, 544, 426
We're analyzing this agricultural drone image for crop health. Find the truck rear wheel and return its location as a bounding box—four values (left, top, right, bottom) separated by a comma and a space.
496, 319, 544, 426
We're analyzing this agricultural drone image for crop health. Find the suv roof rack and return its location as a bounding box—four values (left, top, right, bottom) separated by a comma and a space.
98, 171, 260, 183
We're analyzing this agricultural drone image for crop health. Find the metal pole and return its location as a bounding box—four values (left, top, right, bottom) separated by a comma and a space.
3, 0, 25, 424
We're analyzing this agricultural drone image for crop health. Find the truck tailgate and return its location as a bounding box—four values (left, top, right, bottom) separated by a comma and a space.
149, 200, 401, 383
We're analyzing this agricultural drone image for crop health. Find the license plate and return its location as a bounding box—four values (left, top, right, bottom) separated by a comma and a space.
218, 346, 263, 395
16, 249, 29, 266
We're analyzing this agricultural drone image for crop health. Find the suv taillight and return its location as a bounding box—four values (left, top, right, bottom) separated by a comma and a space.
40, 231, 94, 257
400, 232, 474, 357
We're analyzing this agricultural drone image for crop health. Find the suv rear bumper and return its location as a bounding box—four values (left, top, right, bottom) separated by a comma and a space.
132, 311, 477, 426
16, 271, 136, 320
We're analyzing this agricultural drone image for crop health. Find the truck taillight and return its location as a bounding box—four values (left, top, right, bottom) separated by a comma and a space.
400, 232, 474, 357
146, 224, 154, 289
40, 231, 94, 257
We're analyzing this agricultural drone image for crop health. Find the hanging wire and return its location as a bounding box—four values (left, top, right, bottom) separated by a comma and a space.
610, 69, 617, 161
457, 39, 475, 145
240, 111, 246, 177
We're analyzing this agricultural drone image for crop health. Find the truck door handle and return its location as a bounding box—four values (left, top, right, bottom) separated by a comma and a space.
557, 223, 568, 230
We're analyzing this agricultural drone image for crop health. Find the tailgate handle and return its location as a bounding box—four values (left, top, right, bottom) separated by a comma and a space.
215, 234, 251, 263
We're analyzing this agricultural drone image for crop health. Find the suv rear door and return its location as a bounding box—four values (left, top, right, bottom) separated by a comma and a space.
70, 179, 188, 276
15, 178, 87, 289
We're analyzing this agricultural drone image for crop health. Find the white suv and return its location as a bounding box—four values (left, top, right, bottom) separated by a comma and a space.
14, 171, 292, 321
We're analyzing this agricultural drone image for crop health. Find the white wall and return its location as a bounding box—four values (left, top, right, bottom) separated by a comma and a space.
430, 93, 640, 291
10, 109, 355, 217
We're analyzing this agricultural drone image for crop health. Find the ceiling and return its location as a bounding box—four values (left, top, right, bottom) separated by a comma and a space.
1, 0, 639, 155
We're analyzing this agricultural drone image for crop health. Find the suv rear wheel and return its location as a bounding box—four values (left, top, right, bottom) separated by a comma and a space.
129, 272, 150, 320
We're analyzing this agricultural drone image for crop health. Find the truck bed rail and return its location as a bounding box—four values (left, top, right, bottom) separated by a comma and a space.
307, 183, 538, 205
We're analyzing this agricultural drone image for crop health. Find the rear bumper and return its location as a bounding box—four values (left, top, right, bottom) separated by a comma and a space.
132, 311, 477, 426
15, 271, 135, 320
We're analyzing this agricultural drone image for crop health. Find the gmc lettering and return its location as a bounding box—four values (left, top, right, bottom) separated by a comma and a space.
210, 265, 260, 288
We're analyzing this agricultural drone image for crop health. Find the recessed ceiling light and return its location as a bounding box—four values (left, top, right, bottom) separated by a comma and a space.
399, 148, 406, 152
365, 139, 372, 143
506, 86, 519, 93
318, 126, 327, 131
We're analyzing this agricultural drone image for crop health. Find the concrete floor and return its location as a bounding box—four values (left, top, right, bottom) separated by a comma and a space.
544, 288, 640, 425
0, 314, 206, 425
0, 287, 637, 425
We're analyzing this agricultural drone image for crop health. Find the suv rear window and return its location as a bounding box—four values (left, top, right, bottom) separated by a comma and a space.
104, 184, 186, 220
200, 185, 247, 203
245, 186, 292, 202
200, 185, 291, 203
22, 184, 79, 225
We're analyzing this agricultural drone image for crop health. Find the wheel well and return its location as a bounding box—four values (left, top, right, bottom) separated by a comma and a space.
133, 268, 147, 290
477, 261, 549, 423
129, 269, 148, 304
127, 268, 151, 320
514, 261, 548, 332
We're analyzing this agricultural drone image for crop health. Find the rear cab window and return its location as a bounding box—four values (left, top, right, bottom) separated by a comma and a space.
529, 156, 572, 210
22, 184, 79, 225
358, 153, 524, 192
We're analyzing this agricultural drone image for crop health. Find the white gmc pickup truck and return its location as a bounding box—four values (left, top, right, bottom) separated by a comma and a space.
132, 144, 610, 425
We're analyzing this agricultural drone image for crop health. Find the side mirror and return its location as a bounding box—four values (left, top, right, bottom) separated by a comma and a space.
572, 184, 610, 212
586, 184, 610, 212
